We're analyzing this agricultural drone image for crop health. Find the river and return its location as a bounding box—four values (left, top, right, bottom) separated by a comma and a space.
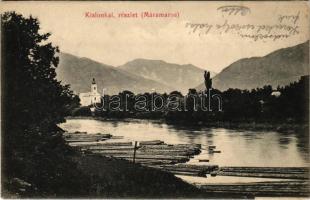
60, 118, 309, 184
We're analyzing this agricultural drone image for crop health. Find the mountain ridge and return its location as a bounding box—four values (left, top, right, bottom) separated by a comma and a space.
56, 52, 175, 95
196, 41, 309, 91
119, 58, 216, 94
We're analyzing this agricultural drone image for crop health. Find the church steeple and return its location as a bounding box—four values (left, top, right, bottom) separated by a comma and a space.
79, 78, 101, 106
91, 78, 97, 94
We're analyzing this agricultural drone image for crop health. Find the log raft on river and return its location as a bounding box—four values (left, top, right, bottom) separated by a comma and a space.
63, 132, 309, 179
63, 132, 201, 165
63, 131, 309, 196
217, 166, 309, 179
198, 181, 309, 197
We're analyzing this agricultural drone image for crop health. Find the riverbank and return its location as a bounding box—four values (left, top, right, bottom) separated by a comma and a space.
3, 150, 208, 198
73, 152, 259, 198
72, 153, 207, 198
66, 116, 308, 134
74, 153, 310, 198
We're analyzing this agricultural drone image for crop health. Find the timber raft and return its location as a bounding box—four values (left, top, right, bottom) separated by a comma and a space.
198, 181, 309, 197
64, 131, 202, 165
63, 131, 309, 197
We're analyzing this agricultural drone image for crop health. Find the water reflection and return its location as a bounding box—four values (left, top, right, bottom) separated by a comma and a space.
60, 118, 309, 167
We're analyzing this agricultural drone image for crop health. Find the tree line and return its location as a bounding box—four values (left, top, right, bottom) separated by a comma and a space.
74, 76, 309, 124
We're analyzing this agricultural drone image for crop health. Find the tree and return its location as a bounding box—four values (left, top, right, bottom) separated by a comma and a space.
2, 12, 86, 197
204, 71, 212, 91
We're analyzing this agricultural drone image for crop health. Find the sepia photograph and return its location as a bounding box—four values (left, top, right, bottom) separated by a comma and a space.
1, 1, 309, 198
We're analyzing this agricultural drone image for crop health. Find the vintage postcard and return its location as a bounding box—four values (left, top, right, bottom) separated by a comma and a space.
1, 1, 309, 199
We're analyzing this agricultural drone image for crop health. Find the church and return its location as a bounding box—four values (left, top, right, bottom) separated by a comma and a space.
79, 78, 102, 106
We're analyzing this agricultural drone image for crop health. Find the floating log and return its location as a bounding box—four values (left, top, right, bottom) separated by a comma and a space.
198, 181, 309, 196
210, 171, 218, 177
65, 136, 108, 140
110, 136, 124, 139
149, 164, 219, 177
138, 152, 190, 157
70, 131, 87, 134
139, 140, 165, 145
167, 170, 202, 177
137, 150, 195, 156
140, 144, 201, 149
217, 171, 307, 179
138, 147, 196, 152
91, 150, 184, 159
174, 144, 202, 148
153, 166, 201, 173
138, 145, 201, 155
89, 149, 194, 157
71, 142, 133, 147
84, 134, 111, 138
160, 164, 219, 175
220, 166, 309, 173
104, 154, 190, 162
139, 148, 196, 153
64, 133, 112, 138
90, 150, 133, 155
64, 132, 113, 143
66, 139, 108, 143
172, 164, 218, 170
217, 167, 309, 179
64, 133, 87, 137
128, 159, 176, 165
85, 146, 134, 150
209, 149, 221, 153
102, 134, 113, 138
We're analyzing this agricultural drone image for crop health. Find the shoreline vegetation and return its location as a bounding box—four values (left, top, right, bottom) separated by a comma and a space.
66, 115, 309, 134
72, 75, 309, 136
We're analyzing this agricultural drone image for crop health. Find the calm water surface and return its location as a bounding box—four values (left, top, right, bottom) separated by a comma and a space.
60, 118, 309, 184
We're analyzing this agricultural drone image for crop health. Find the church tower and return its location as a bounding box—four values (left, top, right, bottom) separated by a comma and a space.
91, 78, 97, 94
79, 78, 101, 106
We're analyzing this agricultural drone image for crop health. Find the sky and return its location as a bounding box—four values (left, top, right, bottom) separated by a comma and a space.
1, 1, 309, 73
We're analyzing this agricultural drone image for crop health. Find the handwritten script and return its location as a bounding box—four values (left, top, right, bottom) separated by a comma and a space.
217, 6, 251, 16
186, 9, 301, 41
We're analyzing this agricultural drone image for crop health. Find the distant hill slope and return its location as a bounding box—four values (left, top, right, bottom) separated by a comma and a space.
119, 59, 216, 94
56, 53, 174, 95
196, 41, 309, 91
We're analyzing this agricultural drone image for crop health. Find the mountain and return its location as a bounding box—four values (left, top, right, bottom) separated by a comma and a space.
196, 41, 309, 91
119, 59, 216, 94
56, 53, 174, 95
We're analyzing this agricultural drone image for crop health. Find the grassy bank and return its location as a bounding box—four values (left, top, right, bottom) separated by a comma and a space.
4, 147, 217, 198
3, 150, 201, 198
72, 153, 253, 198
72, 153, 205, 198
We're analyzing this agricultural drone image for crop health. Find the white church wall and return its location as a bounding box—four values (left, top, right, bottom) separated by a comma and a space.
79, 78, 102, 106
